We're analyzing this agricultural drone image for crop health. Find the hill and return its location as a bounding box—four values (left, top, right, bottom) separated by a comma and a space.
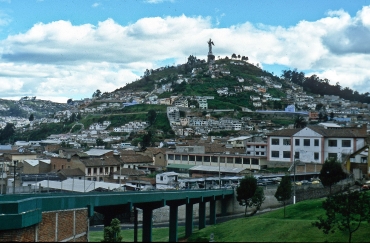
113, 57, 289, 111
0, 98, 69, 119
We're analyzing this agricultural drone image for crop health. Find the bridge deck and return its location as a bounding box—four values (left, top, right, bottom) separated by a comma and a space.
0, 189, 234, 230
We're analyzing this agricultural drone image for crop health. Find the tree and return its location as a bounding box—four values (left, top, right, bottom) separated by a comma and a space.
274, 174, 292, 218
319, 158, 347, 195
312, 189, 370, 243
330, 111, 334, 120
231, 53, 237, 59
67, 98, 73, 105
147, 110, 157, 125
236, 176, 258, 216
29, 114, 34, 122
294, 115, 307, 128
0, 123, 16, 144
96, 138, 105, 147
69, 113, 76, 123
141, 131, 153, 149
93, 89, 101, 98
101, 218, 123, 242
249, 187, 265, 216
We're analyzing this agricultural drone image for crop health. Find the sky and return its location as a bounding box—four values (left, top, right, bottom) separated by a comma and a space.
1, 0, 370, 103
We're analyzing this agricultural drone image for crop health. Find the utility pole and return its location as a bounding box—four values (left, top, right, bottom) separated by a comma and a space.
12, 160, 18, 194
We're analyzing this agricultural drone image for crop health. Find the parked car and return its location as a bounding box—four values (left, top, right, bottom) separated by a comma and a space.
294, 181, 302, 186
301, 180, 311, 185
311, 180, 320, 185
361, 184, 369, 191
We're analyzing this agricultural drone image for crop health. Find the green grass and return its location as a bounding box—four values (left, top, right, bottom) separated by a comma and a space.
89, 226, 186, 242
89, 198, 369, 242
188, 198, 369, 242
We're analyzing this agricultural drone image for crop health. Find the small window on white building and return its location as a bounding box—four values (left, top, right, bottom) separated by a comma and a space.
271, 151, 279, 158
328, 140, 337, 147
342, 140, 351, 147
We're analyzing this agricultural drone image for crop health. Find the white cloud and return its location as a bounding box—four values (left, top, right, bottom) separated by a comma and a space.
1, 6, 370, 102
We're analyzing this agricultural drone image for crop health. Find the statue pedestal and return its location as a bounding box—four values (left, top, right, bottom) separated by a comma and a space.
207, 54, 215, 64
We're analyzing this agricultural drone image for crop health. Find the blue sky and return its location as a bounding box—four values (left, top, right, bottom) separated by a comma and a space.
1, 0, 370, 103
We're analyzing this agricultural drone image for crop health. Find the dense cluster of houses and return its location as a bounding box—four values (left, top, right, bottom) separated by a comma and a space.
0, 121, 369, 193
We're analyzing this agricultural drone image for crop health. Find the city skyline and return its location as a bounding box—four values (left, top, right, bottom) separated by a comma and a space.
0, 0, 370, 103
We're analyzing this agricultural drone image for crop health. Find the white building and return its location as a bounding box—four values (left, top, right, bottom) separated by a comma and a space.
156, 172, 179, 189
267, 125, 367, 164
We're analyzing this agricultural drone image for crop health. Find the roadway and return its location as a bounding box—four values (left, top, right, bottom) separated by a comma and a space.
89, 212, 247, 232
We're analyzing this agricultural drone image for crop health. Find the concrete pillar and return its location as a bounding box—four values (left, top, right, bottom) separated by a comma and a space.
199, 201, 206, 230
209, 200, 216, 225
185, 203, 193, 237
221, 198, 227, 216
134, 207, 138, 243
142, 208, 153, 242
169, 205, 178, 242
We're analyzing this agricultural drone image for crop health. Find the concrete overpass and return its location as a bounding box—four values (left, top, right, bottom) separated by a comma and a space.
0, 189, 234, 242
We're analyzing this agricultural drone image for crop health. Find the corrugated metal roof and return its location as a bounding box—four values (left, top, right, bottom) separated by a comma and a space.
189, 165, 246, 173
85, 149, 113, 156
166, 164, 195, 169
37, 178, 122, 192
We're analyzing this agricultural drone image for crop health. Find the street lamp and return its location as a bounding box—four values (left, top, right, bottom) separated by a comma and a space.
288, 157, 299, 204
219, 159, 221, 188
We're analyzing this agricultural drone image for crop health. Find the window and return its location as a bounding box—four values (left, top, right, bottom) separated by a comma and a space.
261, 152, 265, 155
247, 151, 251, 154
235, 157, 242, 164
227, 157, 233, 163
271, 151, 279, 158
182, 155, 188, 161
294, 152, 299, 159
189, 155, 195, 161
295, 139, 300, 146
211, 156, 218, 162
283, 151, 291, 158
272, 139, 279, 145
314, 139, 319, 146
204, 156, 210, 162
328, 153, 337, 159
283, 139, 291, 145
175, 155, 181, 160
252, 158, 259, 165
256, 152, 259, 155
243, 158, 250, 164
342, 140, 351, 147
314, 152, 319, 160
256, 146, 259, 148
328, 140, 337, 147
160, 176, 163, 181
220, 157, 225, 163
304, 139, 310, 146
168, 154, 174, 160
